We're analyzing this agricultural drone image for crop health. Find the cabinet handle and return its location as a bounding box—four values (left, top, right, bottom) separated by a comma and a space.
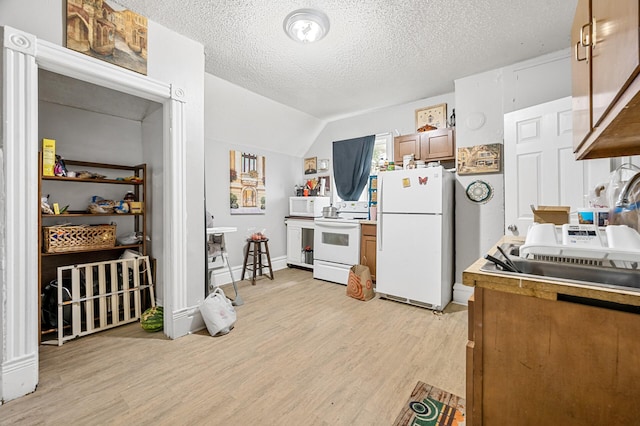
575, 41, 588, 62
591, 17, 597, 49
579, 22, 591, 46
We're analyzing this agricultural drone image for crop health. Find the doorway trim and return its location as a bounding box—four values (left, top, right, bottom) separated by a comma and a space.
0, 25, 188, 402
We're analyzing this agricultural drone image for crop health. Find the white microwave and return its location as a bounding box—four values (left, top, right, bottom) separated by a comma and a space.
289, 196, 331, 217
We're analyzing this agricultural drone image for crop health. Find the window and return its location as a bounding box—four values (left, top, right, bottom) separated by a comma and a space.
335, 133, 393, 202
371, 133, 394, 174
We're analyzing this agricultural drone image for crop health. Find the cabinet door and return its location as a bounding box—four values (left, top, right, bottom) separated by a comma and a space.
571, 0, 591, 151
394, 134, 420, 163
591, 0, 640, 127
360, 235, 377, 281
420, 128, 455, 160
286, 225, 302, 264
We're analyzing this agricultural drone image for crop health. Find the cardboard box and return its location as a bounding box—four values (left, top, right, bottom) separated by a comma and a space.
532, 205, 570, 225
42, 138, 56, 176
129, 201, 143, 214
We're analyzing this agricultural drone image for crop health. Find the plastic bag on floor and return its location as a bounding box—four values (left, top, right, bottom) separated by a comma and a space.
200, 287, 236, 336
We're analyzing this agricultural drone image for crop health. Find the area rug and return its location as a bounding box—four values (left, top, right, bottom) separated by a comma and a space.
393, 381, 466, 426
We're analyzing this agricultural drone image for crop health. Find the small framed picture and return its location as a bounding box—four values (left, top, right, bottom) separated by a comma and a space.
415, 103, 447, 131
456, 143, 502, 175
318, 158, 330, 172
304, 157, 317, 175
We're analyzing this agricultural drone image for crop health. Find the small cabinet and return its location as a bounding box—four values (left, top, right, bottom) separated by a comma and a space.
285, 218, 315, 269
572, 0, 640, 159
393, 134, 420, 165
360, 223, 376, 282
394, 128, 455, 165
420, 127, 455, 160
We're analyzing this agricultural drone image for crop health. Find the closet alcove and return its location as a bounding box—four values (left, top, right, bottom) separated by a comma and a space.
1, 25, 190, 400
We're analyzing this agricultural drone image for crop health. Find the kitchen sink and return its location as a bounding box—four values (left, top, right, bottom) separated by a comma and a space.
480, 243, 640, 292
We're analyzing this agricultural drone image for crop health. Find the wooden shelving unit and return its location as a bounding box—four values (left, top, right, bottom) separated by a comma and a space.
38, 153, 149, 341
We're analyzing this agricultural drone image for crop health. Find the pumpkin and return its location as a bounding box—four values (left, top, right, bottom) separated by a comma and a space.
141, 306, 163, 332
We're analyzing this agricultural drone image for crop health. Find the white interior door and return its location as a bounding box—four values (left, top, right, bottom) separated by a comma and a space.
504, 97, 609, 236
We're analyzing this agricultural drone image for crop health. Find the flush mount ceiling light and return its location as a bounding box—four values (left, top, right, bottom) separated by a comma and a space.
283, 8, 330, 43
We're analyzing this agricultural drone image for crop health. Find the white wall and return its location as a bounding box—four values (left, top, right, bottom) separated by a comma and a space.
205, 73, 324, 157
203, 73, 313, 275
453, 49, 573, 294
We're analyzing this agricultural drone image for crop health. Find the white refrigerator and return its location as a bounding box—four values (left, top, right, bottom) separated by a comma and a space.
376, 166, 454, 310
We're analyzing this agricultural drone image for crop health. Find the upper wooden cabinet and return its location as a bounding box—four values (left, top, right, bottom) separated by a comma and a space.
394, 128, 455, 165
394, 134, 420, 164
572, 0, 640, 159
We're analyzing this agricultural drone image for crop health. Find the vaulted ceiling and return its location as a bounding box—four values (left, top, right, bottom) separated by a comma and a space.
113, 0, 577, 121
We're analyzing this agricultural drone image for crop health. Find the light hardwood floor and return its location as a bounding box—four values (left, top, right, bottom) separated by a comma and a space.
0, 268, 468, 425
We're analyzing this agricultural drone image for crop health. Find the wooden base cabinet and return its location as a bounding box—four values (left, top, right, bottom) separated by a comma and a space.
467, 287, 640, 425
360, 223, 376, 281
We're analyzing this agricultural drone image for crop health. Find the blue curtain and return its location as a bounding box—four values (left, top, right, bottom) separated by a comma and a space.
332, 135, 375, 201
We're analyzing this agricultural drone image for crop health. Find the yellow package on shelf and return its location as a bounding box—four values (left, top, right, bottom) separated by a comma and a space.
42, 138, 56, 176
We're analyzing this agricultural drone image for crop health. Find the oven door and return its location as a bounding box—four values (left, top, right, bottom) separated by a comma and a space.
313, 220, 361, 265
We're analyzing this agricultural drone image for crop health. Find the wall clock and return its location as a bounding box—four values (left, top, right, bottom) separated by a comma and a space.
415, 103, 447, 131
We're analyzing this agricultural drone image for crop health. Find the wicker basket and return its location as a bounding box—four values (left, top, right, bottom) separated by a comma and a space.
43, 224, 117, 253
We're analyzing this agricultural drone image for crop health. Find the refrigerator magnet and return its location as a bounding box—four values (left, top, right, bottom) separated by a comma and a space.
402, 178, 411, 188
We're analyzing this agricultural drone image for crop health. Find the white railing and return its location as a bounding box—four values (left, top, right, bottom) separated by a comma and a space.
44, 256, 155, 346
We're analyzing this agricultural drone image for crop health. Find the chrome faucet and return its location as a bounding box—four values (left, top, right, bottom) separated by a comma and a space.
615, 171, 640, 208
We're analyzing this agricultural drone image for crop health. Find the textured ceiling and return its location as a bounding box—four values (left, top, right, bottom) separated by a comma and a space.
112, 0, 578, 121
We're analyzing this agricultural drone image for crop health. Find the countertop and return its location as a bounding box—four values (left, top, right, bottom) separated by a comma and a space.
463, 235, 640, 307
284, 216, 316, 220
359, 220, 377, 225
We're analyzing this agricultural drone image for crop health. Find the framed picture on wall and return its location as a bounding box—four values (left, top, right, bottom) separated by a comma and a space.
66, 0, 148, 75
415, 103, 447, 131
318, 158, 330, 172
456, 143, 502, 175
229, 150, 266, 214
304, 157, 317, 175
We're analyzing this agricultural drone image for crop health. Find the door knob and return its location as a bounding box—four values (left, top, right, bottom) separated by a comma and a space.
507, 224, 518, 232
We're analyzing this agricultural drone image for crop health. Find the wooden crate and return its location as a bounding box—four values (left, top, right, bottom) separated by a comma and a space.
44, 256, 155, 346
43, 224, 116, 253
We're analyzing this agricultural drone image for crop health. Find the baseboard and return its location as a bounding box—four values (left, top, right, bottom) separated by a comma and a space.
1, 353, 38, 403
169, 305, 205, 339
452, 282, 473, 306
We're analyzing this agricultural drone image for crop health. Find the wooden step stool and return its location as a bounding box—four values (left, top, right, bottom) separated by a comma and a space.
241, 238, 274, 285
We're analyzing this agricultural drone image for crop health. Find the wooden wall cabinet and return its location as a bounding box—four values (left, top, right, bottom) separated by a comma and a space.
360, 223, 376, 281
394, 128, 455, 165
572, 0, 640, 159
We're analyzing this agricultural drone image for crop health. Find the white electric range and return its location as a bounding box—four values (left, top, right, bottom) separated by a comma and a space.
313, 201, 368, 284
